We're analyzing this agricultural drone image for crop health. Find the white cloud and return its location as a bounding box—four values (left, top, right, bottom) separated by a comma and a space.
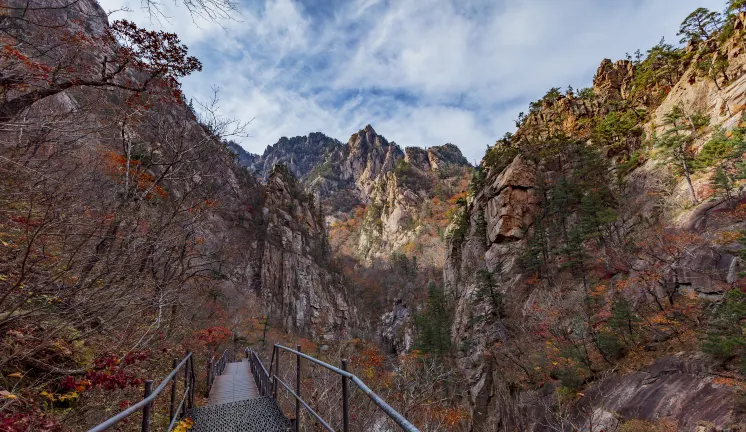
97, 0, 727, 162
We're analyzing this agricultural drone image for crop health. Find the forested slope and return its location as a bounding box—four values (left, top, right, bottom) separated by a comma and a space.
0, 2, 352, 429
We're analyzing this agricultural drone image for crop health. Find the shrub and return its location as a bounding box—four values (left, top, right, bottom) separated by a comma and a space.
578, 87, 595, 100
445, 199, 469, 244
483, 145, 518, 174
692, 130, 738, 170
617, 149, 647, 177
620, 419, 677, 432
702, 288, 746, 366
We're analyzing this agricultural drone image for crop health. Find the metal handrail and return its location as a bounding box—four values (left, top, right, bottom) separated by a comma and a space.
274, 375, 336, 431
268, 344, 419, 432
248, 350, 271, 397
206, 349, 230, 395
89, 352, 195, 432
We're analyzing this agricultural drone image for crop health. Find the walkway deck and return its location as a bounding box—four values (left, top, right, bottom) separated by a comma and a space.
207, 360, 259, 405
189, 358, 291, 432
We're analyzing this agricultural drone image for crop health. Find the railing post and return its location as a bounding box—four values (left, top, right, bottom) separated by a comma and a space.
141, 380, 153, 432
342, 359, 349, 432
190, 356, 196, 409
295, 345, 301, 432
273, 346, 279, 398
206, 358, 213, 397
169, 358, 177, 422
184, 354, 190, 410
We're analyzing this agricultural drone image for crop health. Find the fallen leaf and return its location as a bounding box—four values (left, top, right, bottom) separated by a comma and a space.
0, 390, 18, 399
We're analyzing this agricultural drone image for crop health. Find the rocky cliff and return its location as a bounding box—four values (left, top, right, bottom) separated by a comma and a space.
445, 12, 746, 432
260, 164, 356, 340
235, 125, 472, 265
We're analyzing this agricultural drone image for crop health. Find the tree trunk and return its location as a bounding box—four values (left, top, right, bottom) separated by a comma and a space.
681, 156, 698, 204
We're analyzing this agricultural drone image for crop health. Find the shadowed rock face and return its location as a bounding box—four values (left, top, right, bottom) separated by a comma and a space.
583, 356, 742, 431
260, 165, 357, 340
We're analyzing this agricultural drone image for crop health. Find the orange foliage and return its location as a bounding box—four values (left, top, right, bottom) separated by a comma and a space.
103, 150, 168, 199
716, 230, 743, 245
194, 326, 231, 347
447, 192, 467, 205
295, 338, 317, 353
713, 376, 746, 389
401, 241, 417, 256
423, 405, 468, 427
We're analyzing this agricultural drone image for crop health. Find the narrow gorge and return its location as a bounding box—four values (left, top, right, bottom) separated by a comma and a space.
2, 1, 746, 431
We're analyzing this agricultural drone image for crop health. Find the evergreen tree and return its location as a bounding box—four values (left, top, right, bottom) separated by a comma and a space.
607, 298, 640, 343
633, 38, 683, 95
678, 8, 722, 43
727, 0, 746, 15
702, 289, 746, 370
415, 282, 451, 357
712, 165, 735, 203
657, 105, 700, 204
474, 267, 505, 322
519, 214, 549, 277
694, 48, 731, 90
579, 189, 618, 242
559, 226, 588, 278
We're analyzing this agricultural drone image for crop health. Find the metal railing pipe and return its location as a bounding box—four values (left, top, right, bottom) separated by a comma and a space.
295, 345, 301, 432
88, 353, 193, 432
273, 344, 419, 432
274, 376, 335, 432
342, 359, 349, 432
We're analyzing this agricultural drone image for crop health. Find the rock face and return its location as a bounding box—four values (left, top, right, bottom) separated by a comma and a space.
377, 299, 413, 354
483, 156, 540, 243
445, 157, 538, 427
226, 140, 260, 168
249, 133, 345, 183
593, 59, 635, 101
237, 125, 472, 265
444, 43, 746, 431
260, 165, 356, 340
581, 355, 743, 431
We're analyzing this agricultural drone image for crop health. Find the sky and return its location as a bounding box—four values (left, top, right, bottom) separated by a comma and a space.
97, 0, 725, 163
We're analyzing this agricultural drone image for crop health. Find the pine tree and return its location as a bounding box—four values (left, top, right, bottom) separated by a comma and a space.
607, 298, 640, 343
474, 267, 505, 322
702, 289, 746, 368
415, 282, 451, 357
579, 189, 618, 242
727, 0, 746, 15
657, 105, 700, 204
677, 8, 722, 43
712, 165, 735, 203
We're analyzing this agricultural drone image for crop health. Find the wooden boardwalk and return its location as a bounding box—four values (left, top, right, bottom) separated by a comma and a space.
207, 360, 259, 405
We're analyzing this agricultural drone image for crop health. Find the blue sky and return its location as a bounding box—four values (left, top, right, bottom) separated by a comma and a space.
99, 0, 724, 162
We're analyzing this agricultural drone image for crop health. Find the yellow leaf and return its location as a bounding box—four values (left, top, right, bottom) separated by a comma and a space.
0, 390, 17, 399
7, 372, 23, 378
